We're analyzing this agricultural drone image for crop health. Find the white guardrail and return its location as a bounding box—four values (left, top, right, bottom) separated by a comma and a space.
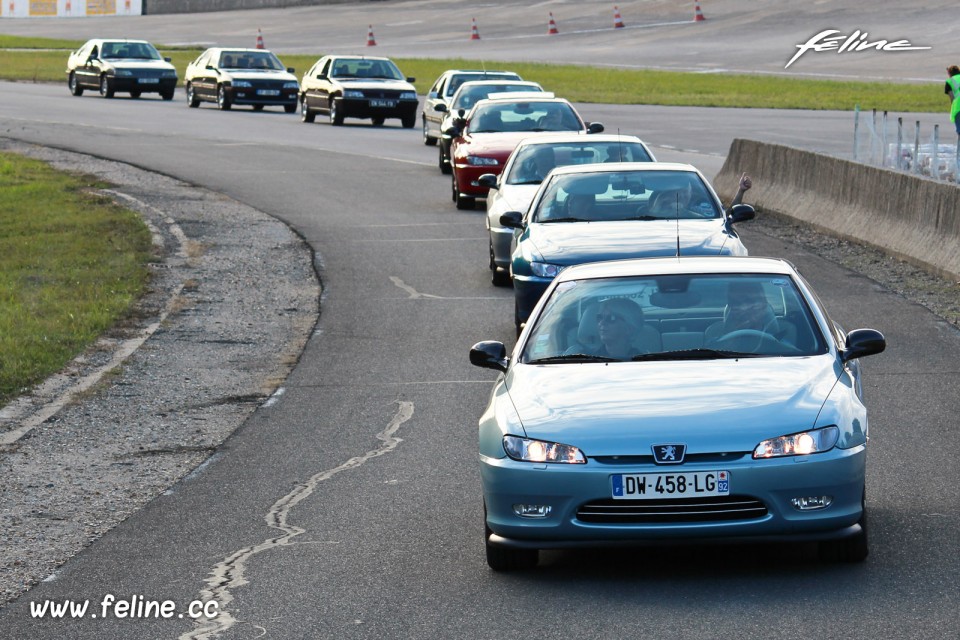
853, 106, 959, 182
0, 0, 142, 18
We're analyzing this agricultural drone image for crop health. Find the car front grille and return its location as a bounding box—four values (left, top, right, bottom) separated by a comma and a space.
577, 495, 767, 524
364, 89, 405, 99
248, 79, 288, 90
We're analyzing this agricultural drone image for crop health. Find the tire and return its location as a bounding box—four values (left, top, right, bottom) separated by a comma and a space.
329, 97, 343, 126
490, 241, 511, 287
423, 117, 437, 146
300, 96, 315, 123
186, 83, 200, 108
68, 72, 83, 96
439, 143, 452, 175
130, 89, 141, 99
253, 104, 264, 112
372, 117, 385, 127
99, 75, 114, 98
819, 495, 869, 563
160, 89, 174, 101
217, 85, 232, 111
283, 103, 296, 114
453, 173, 475, 210
485, 522, 537, 572
401, 114, 416, 129
514, 297, 524, 336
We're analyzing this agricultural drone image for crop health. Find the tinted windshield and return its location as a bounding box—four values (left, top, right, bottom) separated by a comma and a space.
532, 170, 721, 221
101, 42, 161, 60
218, 51, 284, 70
468, 102, 582, 134
330, 58, 404, 79
521, 273, 828, 363
451, 83, 542, 111
506, 142, 653, 185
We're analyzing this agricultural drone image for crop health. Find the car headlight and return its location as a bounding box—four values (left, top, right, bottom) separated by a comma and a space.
530, 262, 564, 278
343, 90, 364, 98
231, 80, 252, 88
162, 71, 178, 79
115, 70, 133, 77
503, 435, 586, 464
753, 426, 839, 459
467, 156, 499, 166
283, 81, 298, 89
400, 91, 417, 100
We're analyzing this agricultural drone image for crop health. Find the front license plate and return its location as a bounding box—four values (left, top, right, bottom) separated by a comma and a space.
258, 89, 280, 96
370, 99, 396, 108
138, 78, 160, 84
612, 471, 729, 499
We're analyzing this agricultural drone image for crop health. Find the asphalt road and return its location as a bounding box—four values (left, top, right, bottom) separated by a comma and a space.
2, 2, 960, 638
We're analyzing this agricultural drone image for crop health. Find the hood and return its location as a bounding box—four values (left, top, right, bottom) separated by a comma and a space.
494, 184, 541, 214
109, 59, 176, 72
225, 69, 298, 83
336, 78, 415, 92
505, 357, 841, 456
526, 220, 739, 263
464, 132, 571, 156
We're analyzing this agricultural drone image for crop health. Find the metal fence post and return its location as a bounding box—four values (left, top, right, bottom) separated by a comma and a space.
881, 111, 888, 167
896, 117, 903, 170
870, 109, 877, 164
853, 105, 860, 161
913, 120, 921, 175
933, 124, 940, 181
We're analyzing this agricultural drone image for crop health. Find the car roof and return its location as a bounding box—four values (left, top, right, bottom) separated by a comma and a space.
556, 256, 797, 282
453, 80, 541, 89
326, 54, 394, 62
471, 95, 573, 110
209, 47, 272, 54
546, 161, 699, 177
444, 69, 520, 77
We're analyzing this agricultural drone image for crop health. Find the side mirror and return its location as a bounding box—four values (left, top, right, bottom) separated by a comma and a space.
287, 67, 295, 74
457, 108, 466, 118
164, 57, 172, 63
586, 122, 605, 134
841, 329, 886, 362
469, 341, 508, 373
499, 211, 524, 229
406, 77, 416, 83
434, 103, 448, 113
727, 204, 756, 225
444, 125, 461, 138
478, 174, 498, 190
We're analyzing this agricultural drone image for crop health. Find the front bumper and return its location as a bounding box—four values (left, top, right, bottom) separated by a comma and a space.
110, 77, 177, 93
511, 273, 553, 324
482, 444, 866, 548
226, 87, 298, 106
338, 97, 418, 120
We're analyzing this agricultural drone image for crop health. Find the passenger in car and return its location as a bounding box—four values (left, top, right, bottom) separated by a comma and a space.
566, 298, 660, 358
517, 146, 556, 183
704, 281, 782, 344
565, 193, 596, 219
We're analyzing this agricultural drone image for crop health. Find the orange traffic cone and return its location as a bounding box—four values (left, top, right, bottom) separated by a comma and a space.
613, 6, 625, 29
694, 1, 705, 21
366, 25, 377, 46
255, 29, 264, 49
547, 12, 559, 35
470, 17, 481, 40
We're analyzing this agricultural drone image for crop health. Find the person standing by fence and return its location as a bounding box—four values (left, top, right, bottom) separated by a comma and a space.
945, 66, 960, 138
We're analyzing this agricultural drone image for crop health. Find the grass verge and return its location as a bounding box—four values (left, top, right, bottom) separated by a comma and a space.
0, 35, 942, 112
0, 151, 153, 407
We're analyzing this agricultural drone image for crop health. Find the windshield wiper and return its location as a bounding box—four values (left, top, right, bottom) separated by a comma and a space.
539, 217, 589, 223
528, 353, 620, 364
622, 215, 661, 221
631, 348, 762, 361
509, 180, 543, 185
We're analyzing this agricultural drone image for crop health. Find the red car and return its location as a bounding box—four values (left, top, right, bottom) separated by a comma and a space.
448, 94, 603, 209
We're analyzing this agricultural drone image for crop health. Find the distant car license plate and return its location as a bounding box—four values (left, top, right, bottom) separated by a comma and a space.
612, 471, 729, 500
258, 89, 280, 96
370, 99, 396, 108
138, 78, 160, 84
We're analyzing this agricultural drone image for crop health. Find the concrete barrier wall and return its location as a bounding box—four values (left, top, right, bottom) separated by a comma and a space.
142, 0, 352, 15
716, 138, 960, 281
